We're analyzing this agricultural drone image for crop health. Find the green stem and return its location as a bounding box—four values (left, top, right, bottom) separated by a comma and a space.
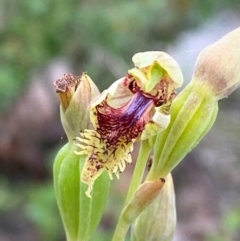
112, 214, 131, 241
124, 140, 152, 205
112, 140, 152, 241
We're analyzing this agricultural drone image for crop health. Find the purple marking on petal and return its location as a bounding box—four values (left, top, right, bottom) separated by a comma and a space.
119, 92, 152, 128
95, 91, 154, 146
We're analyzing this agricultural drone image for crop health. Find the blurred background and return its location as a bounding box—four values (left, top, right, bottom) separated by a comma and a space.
1, 0, 240, 240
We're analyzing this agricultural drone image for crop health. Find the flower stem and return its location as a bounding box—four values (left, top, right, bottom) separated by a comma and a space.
124, 140, 152, 205
112, 140, 152, 241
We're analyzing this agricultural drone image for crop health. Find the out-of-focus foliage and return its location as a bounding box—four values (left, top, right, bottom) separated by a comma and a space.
0, 178, 64, 241
206, 206, 240, 241
25, 183, 62, 241
1, 0, 238, 111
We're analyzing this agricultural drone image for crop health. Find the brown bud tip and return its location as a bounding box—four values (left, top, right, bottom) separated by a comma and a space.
54, 73, 80, 112
54, 72, 100, 140
160, 177, 165, 183
54, 73, 78, 93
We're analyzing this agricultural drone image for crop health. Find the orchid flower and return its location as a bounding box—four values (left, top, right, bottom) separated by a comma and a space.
75, 51, 183, 197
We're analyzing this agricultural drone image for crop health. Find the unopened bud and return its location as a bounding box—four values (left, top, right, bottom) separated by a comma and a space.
54, 143, 110, 241
147, 27, 240, 180
122, 178, 165, 223
132, 174, 176, 241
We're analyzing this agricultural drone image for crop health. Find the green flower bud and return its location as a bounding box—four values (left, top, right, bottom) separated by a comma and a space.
132, 174, 176, 241
54, 73, 100, 141
54, 143, 110, 241
54, 73, 111, 241
112, 178, 165, 241
147, 27, 240, 180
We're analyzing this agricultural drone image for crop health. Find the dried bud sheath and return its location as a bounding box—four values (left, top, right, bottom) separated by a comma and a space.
54, 73, 100, 141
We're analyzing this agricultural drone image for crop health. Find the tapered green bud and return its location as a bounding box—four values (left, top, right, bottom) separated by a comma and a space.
54, 143, 110, 241
148, 83, 218, 179
132, 174, 176, 241
54, 73, 111, 241
147, 27, 240, 180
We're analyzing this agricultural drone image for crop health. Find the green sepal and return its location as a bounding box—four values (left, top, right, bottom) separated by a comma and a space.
146, 62, 164, 92
54, 143, 110, 241
148, 82, 218, 180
